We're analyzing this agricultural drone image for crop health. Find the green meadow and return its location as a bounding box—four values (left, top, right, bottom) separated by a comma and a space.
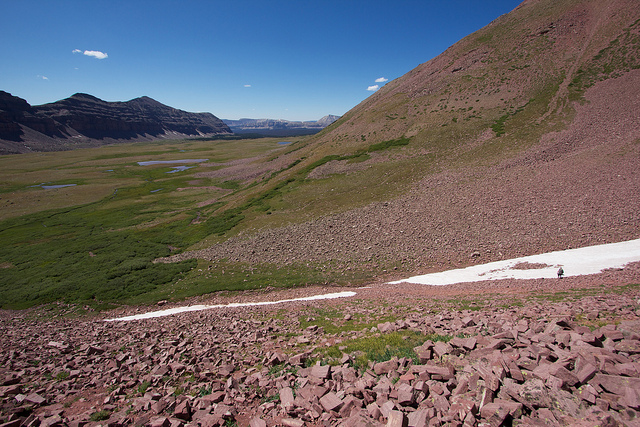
0, 137, 339, 310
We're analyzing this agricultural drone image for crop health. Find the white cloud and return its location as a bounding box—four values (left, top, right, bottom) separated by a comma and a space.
37, 75, 49, 80
73, 49, 108, 59
367, 85, 379, 91
84, 50, 108, 59
375, 77, 388, 83
244, 84, 251, 88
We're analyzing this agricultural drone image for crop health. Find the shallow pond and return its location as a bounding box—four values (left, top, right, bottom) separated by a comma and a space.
31, 184, 78, 189
137, 159, 208, 166
167, 166, 193, 173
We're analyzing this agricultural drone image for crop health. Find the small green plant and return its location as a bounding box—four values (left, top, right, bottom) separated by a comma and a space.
267, 363, 298, 377
90, 410, 111, 422
492, 114, 509, 136
137, 380, 151, 395
304, 357, 319, 368
55, 371, 70, 381
268, 363, 285, 376
260, 393, 280, 404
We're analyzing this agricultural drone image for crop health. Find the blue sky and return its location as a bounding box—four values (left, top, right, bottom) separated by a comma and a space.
1, 1, 522, 121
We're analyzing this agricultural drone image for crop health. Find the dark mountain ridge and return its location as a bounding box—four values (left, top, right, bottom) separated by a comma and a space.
0, 92, 231, 154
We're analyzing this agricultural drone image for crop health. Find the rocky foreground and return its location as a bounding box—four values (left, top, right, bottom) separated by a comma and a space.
1, 265, 640, 427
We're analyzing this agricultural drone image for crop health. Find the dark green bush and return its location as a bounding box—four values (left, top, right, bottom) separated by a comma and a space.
366, 137, 410, 152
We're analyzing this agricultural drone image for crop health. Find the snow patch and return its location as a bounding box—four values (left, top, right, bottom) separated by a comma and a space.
105, 291, 356, 322
390, 238, 640, 286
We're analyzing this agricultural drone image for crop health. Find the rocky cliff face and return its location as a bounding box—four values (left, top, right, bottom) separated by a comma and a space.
0, 92, 231, 154
0, 92, 65, 144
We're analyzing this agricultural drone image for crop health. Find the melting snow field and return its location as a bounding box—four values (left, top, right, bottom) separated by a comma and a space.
105, 291, 356, 322
389, 238, 640, 286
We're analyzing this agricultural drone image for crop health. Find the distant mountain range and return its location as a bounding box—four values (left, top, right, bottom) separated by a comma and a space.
223, 115, 340, 136
0, 92, 231, 154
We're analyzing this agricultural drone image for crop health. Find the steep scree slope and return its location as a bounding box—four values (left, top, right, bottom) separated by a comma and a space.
164, 0, 640, 277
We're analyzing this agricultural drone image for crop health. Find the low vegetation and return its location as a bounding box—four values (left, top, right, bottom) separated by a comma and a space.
0, 133, 408, 310
569, 18, 640, 100
0, 138, 324, 309
90, 410, 111, 422
321, 331, 453, 371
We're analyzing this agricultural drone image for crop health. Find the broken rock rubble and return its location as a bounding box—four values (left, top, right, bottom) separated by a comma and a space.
0, 291, 639, 426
